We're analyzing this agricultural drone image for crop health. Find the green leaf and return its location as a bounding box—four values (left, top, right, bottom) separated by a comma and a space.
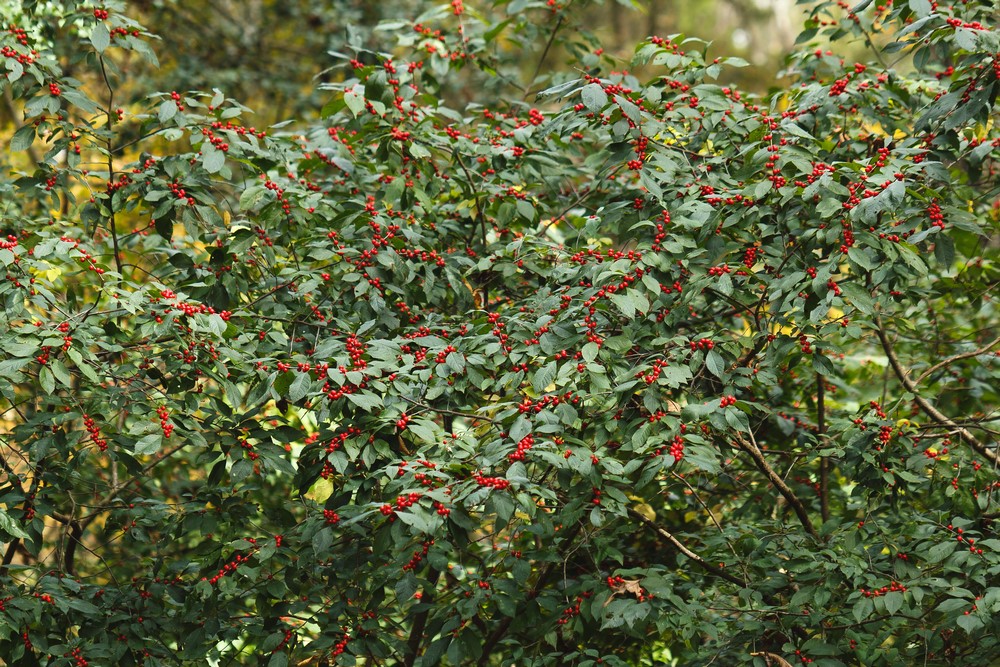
0, 509, 29, 539
239, 186, 268, 212
754, 179, 772, 199
231, 458, 254, 483
61, 88, 100, 113
934, 235, 954, 267
91, 22, 110, 52
202, 145, 226, 174
159, 99, 178, 124
396, 508, 435, 533
312, 526, 332, 555
134, 433, 163, 456
609, 291, 635, 319
406, 419, 437, 445
532, 361, 558, 393
344, 85, 365, 117
848, 247, 875, 272
935, 598, 969, 613
49, 359, 72, 387
39, 366, 54, 394
840, 281, 873, 315
614, 95, 640, 123
346, 392, 383, 411
925, 540, 955, 563
956, 613, 983, 634
705, 349, 725, 377
9, 124, 35, 152
853, 597, 873, 622
581, 83, 608, 112
288, 372, 312, 403
883, 590, 903, 615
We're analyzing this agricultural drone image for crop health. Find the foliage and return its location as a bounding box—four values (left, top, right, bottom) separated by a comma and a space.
1, 0, 999, 665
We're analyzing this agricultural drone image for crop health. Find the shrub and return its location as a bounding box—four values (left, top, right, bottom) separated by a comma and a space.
0, 1, 998, 665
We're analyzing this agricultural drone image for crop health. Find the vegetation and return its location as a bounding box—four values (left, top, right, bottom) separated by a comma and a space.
0, 0, 998, 665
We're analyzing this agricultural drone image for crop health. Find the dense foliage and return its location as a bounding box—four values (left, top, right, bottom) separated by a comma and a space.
1, 0, 999, 665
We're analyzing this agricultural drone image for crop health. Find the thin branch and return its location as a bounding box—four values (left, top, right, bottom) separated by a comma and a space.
3, 88, 41, 166
477, 522, 583, 664
733, 433, 818, 539
523, 12, 565, 100
915, 334, 1000, 386
98, 54, 123, 276
403, 568, 441, 667
628, 508, 746, 586
400, 396, 495, 424
816, 372, 830, 524
875, 317, 999, 466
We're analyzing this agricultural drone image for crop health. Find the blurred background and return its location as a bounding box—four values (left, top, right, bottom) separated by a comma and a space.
117, 0, 805, 121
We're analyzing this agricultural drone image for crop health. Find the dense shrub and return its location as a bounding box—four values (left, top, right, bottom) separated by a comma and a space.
0, 1, 998, 665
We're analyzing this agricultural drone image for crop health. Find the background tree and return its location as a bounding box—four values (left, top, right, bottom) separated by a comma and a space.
0, 0, 998, 665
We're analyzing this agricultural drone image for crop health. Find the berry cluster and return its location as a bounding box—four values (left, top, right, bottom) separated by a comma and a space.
690, 337, 714, 351
402, 540, 433, 571
517, 392, 580, 414
66, 647, 88, 667
473, 472, 511, 490
238, 438, 258, 461
639, 358, 670, 385
83, 414, 108, 452
208, 551, 250, 585
156, 405, 174, 438
859, 580, 906, 598
326, 427, 361, 453
927, 201, 945, 230
556, 591, 592, 625
381, 492, 423, 519
508, 433, 535, 462
396, 413, 410, 431
946, 524, 985, 556
2, 25, 36, 67
200, 126, 230, 152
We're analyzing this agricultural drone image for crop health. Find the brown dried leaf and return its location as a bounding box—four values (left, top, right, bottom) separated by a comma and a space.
749, 652, 794, 667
